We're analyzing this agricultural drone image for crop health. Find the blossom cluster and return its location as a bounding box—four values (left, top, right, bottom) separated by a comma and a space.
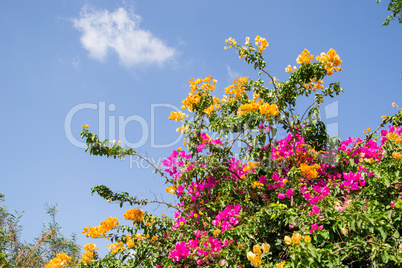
44, 253, 72, 268
123, 208, 145, 222
82, 217, 119, 238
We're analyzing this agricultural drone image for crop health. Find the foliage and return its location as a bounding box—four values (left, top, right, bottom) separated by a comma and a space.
377, 0, 402, 25
0, 195, 80, 268
50, 36, 402, 267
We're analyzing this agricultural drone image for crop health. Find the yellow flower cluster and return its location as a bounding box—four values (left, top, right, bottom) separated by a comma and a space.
169, 111, 187, 121
254, 35, 269, 53
284, 233, 311, 246
44, 253, 72, 268
304, 77, 324, 92
300, 163, 321, 180
259, 102, 280, 117
82, 217, 119, 238
83, 243, 98, 251
213, 229, 221, 236
296, 49, 314, 64
176, 125, 189, 133
107, 241, 124, 255
81, 251, 95, 264
392, 152, 402, 159
252, 181, 264, 189
81, 243, 98, 264
243, 161, 260, 172
363, 127, 371, 133
237, 100, 279, 118
136, 233, 148, 240
125, 235, 136, 248
124, 208, 145, 222
316, 48, 342, 76
82, 124, 89, 129
285, 65, 297, 73
224, 37, 237, 49
224, 77, 248, 99
387, 132, 402, 144
165, 185, 176, 194
204, 96, 222, 115
247, 243, 270, 267
182, 76, 216, 112
276, 261, 286, 268
145, 218, 155, 226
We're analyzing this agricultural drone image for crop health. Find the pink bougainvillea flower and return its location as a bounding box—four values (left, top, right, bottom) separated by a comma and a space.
277, 193, 286, 199
286, 188, 294, 198
169, 242, 190, 262
197, 143, 206, 152
309, 205, 321, 216
259, 175, 267, 185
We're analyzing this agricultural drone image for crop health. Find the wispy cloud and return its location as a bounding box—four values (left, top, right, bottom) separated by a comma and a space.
226, 65, 241, 82
72, 6, 176, 67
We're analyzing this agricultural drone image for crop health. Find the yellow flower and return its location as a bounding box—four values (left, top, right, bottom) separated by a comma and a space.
261, 243, 270, 253
399, 243, 402, 251
245, 37, 250, 45
125, 235, 136, 248
291, 233, 302, 244
316, 48, 342, 76
83, 243, 99, 251
304, 235, 311, 243
81, 250, 95, 264
82, 217, 119, 238
285, 65, 292, 73
169, 111, 187, 121
284, 235, 292, 245
296, 48, 314, 64
381, 115, 387, 119
392, 102, 398, 107
44, 253, 72, 268
276, 261, 286, 268
107, 242, 124, 255
124, 209, 145, 222
252, 181, 264, 189
82, 124, 89, 129
392, 152, 402, 159
300, 163, 321, 180
247, 252, 262, 267
166, 185, 176, 194
243, 161, 260, 172
213, 229, 221, 236
254, 35, 261, 45
253, 244, 262, 255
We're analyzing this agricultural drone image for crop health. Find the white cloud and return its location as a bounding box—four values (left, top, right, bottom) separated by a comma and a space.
73, 6, 176, 67
226, 65, 241, 82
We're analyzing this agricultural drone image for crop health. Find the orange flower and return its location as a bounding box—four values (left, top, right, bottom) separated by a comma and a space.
296, 48, 314, 64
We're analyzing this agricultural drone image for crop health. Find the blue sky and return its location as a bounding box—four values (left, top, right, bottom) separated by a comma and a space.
0, 0, 401, 256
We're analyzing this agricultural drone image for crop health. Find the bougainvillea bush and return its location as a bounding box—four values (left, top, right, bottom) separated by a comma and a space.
46, 36, 402, 268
